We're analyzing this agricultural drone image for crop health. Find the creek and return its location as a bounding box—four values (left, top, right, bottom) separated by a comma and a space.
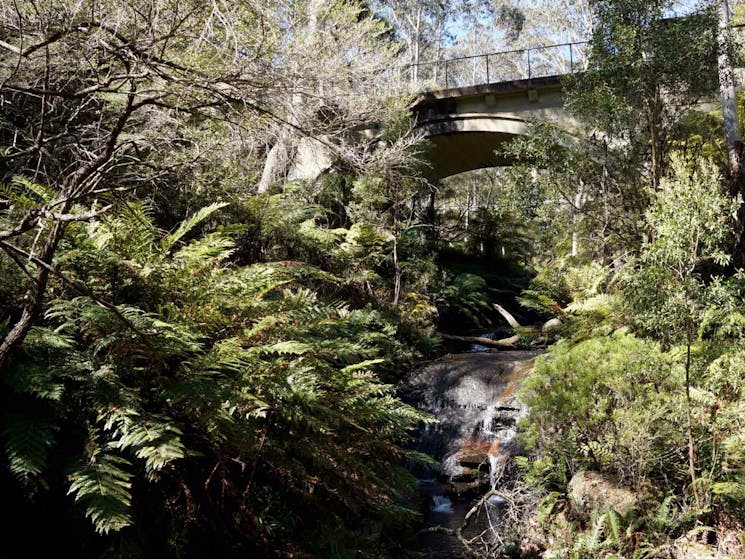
403, 345, 542, 557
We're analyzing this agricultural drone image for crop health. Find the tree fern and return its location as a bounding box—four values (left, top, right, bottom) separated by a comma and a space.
161, 201, 228, 253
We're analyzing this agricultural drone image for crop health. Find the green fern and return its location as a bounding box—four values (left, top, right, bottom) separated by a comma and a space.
98, 408, 185, 479
68, 450, 134, 534
161, 201, 228, 252
0, 175, 55, 212
2, 413, 56, 486
604, 508, 622, 548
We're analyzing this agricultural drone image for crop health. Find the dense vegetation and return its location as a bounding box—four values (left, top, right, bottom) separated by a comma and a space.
1, 0, 745, 558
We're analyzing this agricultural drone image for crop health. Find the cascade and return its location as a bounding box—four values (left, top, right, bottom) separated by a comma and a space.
403, 346, 540, 554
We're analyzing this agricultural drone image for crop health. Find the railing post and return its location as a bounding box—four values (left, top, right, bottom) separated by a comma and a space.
445, 61, 449, 89
569, 42, 574, 73
527, 48, 531, 79
486, 54, 490, 84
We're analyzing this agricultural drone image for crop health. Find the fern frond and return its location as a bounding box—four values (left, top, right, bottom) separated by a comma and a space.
68, 451, 133, 534
171, 232, 235, 266
2, 413, 56, 486
604, 508, 622, 547
98, 408, 185, 478
12, 176, 55, 202
161, 202, 228, 252
263, 340, 312, 356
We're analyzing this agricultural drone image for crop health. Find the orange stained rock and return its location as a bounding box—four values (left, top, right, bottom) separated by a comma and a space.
488, 439, 500, 456
457, 435, 492, 456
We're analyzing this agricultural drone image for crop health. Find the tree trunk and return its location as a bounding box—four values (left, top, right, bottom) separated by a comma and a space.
257, 129, 290, 193
392, 236, 401, 306
571, 181, 584, 257
685, 333, 700, 509
412, 6, 422, 85
440, 334, 520, 348
717, 0, 745, 265
0, 219, 66, 371
258, 0, 326, 194
648, 87, 664, 191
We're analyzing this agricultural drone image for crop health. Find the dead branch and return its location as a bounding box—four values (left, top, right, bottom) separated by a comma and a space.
440, 333, 520, 348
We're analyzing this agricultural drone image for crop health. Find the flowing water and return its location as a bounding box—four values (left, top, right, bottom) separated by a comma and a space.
403, 347, 541, 557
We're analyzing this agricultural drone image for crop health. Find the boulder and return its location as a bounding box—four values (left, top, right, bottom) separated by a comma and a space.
542, 317, 563, 333
567, 470, 638, 519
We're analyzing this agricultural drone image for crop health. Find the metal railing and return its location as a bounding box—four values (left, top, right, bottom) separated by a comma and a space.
365, 41, 589, 97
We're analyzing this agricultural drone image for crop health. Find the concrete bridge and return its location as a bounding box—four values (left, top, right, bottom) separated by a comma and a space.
292, 41, 584, 181
413, 74, 576, 179
390, 41, 586, 179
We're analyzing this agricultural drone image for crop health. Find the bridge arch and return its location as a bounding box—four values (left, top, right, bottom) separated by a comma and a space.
413, 75, 577, 180
289, 75, 579, 182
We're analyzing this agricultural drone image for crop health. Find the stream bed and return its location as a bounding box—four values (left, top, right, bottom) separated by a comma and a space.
403, 348, 542, 557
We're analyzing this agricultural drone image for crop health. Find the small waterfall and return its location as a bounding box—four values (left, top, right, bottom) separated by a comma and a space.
405, 351, 539, 487
431, 495, 454, 514
488, 453, 501, 488
404, 349, 541, 553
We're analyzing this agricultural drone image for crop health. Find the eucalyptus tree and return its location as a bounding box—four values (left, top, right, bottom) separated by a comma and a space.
255, 0, 405, 193
716, 0, 745, 265
566, 0, 719, 191
370, 0, 502, 84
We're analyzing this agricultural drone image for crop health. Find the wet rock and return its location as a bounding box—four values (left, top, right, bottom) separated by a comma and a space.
404, 351, 539, 482
449, 478, 482, 496
567, 470, 638, 519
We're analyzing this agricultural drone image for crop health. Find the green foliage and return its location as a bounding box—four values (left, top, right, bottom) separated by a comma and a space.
68, 447, 134, 534
624, 156, 737, 343
517, 157, 745, 557
566, 0, 717, 135
434, 272, 492, 327
2, 200, 432, 555
519, 332, 685, 486
2, 412, 55, 488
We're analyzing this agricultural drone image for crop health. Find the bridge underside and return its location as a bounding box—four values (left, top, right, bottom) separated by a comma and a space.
290, 76, 576, 183
427, 131, 517, 178
414, 75, 575, 180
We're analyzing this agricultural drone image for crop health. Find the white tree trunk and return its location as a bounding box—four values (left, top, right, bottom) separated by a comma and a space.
718, 0, 742, 178
412, 6, 422, 85
257, 130, 290, 193
571, 181, 584, 257
257, 0, 326, 194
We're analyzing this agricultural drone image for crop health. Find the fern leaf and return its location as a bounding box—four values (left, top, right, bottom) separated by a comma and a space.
13, 176, 54, 202
99, 408, 185, 478
341, 359, 385, 374
604, 508, 621, 547
68, 452, 133, 534
162, 202, 228, 252
172, 232, 235, 265
263, 340, 312, 355
2, 413, 56, 485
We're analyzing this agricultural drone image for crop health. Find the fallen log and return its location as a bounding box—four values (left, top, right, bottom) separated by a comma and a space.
493, 303, 522, 329
440, 333, 520, 348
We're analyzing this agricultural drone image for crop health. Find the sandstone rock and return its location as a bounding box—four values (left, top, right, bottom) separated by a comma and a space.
567, 470, 638, 519
449, 478, 481, 495
542, 317, 563, 333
